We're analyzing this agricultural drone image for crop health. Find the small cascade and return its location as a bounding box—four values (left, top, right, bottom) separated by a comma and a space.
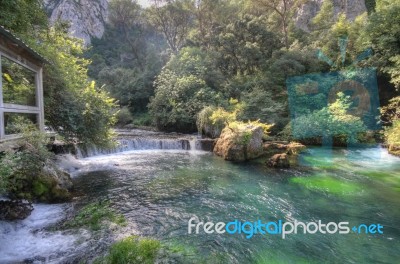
189, 137, 197, 151
77, 137, 195, 158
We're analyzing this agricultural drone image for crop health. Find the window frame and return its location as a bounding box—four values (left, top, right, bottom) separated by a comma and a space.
0, 49, 44, 140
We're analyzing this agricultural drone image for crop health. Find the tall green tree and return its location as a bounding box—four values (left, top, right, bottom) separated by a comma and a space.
146, 0, 194, 53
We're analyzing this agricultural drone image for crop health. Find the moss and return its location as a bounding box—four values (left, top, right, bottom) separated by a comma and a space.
301, 156, 337, 170
359, 170, 400, 191
64, 201, 126, 231
291, 174, 362, 195
94, 236, 161, 264
32, 180, 49, 196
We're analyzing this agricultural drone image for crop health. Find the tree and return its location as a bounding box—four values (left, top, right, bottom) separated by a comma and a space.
0, 0, 47, 36
36, 26, 117, 146
109, 0, 145, 70
251, 0, 302, 49
149, 47, 223, 132
146, 0, 194, 53
214, 15, 282, 75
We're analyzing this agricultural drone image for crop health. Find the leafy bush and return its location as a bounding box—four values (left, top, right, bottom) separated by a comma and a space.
0, 125, 58, 200
385, 120, 400, 145
33, 26, 117, 147
291, 93, 367, 145
116, 107, 134, 127
197, 104, 237, 138
149, 47, 223, 132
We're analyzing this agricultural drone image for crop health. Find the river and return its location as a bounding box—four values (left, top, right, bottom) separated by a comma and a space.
1, 142, 400, 263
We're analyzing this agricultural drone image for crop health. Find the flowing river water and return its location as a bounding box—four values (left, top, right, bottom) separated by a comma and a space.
1, 133, 400, 263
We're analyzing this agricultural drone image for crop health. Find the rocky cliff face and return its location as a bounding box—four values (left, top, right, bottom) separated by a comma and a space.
295, 0, 367, 32
44, 0, 108, 45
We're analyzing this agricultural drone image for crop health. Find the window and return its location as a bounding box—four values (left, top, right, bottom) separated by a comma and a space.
4, 112, 38, 135
0, 52, 44, 139
2, 56, 37, 106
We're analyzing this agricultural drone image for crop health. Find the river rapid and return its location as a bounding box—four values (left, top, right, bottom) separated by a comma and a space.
1, 136, 400, 263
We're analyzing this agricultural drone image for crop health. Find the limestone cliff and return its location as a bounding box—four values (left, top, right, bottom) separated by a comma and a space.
295, 0, 367, 32
44, 0, 108, 45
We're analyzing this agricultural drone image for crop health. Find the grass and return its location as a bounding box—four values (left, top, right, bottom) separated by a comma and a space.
290, 174, 362, 195
94, 236, 161, 264
64, 201, 126, 231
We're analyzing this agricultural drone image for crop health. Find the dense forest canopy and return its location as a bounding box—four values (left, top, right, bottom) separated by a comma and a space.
0, 0, 399, 145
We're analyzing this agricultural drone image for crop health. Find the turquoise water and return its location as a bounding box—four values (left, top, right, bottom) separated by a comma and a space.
73, 147, 400, 263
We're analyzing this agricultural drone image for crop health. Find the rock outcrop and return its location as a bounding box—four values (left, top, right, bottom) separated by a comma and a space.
295, 0, 367, 32
0, 200, 33, 220
264, 142, 306, 168
388, 144, 400, 157
267, 153, 290, 168
44, 0, 108, 45
214, 125, 264, 162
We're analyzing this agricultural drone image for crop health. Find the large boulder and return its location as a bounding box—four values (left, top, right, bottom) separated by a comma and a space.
6, 152, 73, 203
214, 124, 264, 161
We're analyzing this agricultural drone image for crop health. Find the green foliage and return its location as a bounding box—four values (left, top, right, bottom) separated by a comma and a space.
291, 92, 367, 144
149, 47, 223, 132
64, 201, 126, 231
385, 120, 400, 145
116, 107, 134, 127
95, 236, 161, 264
88, 0, 166, 113
0, 124, 62, 200
1, 55, 36, 106
361, 0, 400, 89
146, 0, 194, 53
197, 99, 242, 138
30, 26, 117, 147
0, 0, 48, 35
214, 14, 282, 75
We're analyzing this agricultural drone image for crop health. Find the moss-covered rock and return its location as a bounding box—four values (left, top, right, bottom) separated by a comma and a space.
388, 144, 400, 157
267, 153, 290, 168
263, 141, 306, 168
214, 124, 264, 161
12, 167, 73, 203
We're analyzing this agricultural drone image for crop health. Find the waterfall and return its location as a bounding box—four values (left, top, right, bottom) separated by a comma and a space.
76, 137, 197, 158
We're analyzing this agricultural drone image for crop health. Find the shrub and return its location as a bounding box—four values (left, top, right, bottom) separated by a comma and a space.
385, 120, 400, 145
197, 99, 243, 138
116, 107, 134, 127
0, 125, 72, 202
291, 93, 367, 145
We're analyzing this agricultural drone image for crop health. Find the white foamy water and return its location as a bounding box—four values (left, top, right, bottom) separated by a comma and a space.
0, 204, 79, 263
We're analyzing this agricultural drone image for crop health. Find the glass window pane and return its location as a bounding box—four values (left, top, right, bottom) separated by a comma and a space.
4, 112, 38, 135
1, 56, 36, 106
